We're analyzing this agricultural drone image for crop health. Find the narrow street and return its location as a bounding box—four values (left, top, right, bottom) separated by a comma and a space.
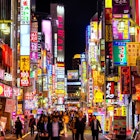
2, 130, 108, 140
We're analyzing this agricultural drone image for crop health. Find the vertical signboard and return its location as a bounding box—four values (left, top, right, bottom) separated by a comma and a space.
86, 25, 91, 49
30, 21, 38, 62
126, 42, 140, 66
20, 0, 30, 86
100, 39, 105, 71
113, 40, 128, 66
20, 0, 30, 55
57, 5, 65, 62
121, 66, 131, 94
42, 20, 52, 53
106, 81, 115, 99
88, 78, 93, 107
20, 56, 30, 86
105, 0, 113, 76
38, 32, 42, 59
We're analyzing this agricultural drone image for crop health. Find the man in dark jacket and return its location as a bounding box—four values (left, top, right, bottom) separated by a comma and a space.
15, 117, 22, 139
90, 115, 102, 140
40, 116, 50, 140
75, 112, 86, 140
49, 115, 63, 140
29, 115, 36, 136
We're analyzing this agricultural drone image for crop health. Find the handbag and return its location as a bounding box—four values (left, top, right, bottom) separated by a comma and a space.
72, 129, 77, 134
34, 125, 37, 130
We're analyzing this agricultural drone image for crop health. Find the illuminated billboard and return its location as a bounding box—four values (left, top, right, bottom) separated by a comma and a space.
113, 0, 130, 14
113, 14, 130, 40
20, 25, 30, 55
67, 70, 79, 80
57, 5, 65, 62
20, 0, 30, 55
121, 66, 131, 94
126, 42, 140, 66
30, 21, 38, 62
113, 40, 129, 66
86, 25, 91, 49
42, 20, 52, 53
20, 56, 30, 86
20, 0, 30, 24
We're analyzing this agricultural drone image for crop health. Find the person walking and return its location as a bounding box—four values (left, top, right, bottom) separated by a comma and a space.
70, 117, 77, 140
63, 112, 69, 137
15, 117, 22, 139
75, 112, 86, 140
40, 116, 50, 140
50, 115, 63, 140
90, 115, 102, 140
29, 115, 36, 136
24, 115, 29, 134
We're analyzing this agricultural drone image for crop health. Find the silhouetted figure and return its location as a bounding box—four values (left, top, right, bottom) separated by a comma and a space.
15, 117, 22, 139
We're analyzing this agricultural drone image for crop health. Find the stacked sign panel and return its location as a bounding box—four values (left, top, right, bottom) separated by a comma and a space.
20, 0, 31, 86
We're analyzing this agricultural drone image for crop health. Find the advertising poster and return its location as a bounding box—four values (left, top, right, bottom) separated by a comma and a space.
113, 116, 126, 138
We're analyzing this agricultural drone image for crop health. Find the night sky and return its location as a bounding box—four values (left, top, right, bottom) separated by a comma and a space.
36, 0, 98, 70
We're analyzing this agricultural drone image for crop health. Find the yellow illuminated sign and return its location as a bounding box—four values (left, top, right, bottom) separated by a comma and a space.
105, 119, 110, 132
107, 106, 114, 111
122, 106, 126, 116
94, 89, 103, 103
127, 42, 140, 66
105, 0, 112, 8
20, 56, 30, 71
55, 89, 65, 94
37, 68, 42, 76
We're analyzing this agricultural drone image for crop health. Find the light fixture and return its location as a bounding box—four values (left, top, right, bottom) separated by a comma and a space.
129, 26, 135, 35
0, 23, 6, 30
118, 20, 125, 31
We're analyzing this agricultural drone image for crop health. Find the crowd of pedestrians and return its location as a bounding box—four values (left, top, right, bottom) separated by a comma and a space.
14, 110, 102, 140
